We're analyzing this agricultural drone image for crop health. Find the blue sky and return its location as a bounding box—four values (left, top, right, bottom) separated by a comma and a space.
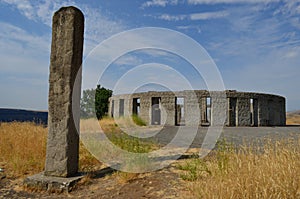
0, 0, 299, 111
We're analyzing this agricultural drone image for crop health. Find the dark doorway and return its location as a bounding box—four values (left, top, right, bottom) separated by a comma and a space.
201, 97, 211, 126
119, 99, 124, 117
132, 98, 140, 115
206, 97, 211, 125
228, 98, 237, 126
250, 98, 258, 126
175, 97, 185, 126
111, 100, 114, 117
151, 97, 161, 125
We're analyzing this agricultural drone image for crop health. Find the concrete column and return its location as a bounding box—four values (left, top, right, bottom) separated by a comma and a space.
279, 98, 286, 126
185, 93, 200, 126
161, 95, 175, 125
237, 98, 251, 126
140, 96, 151, 125
258, 97, 268, 126
124, 95, 131, 117
44, 7, 84, 177
211, 92, 227, 126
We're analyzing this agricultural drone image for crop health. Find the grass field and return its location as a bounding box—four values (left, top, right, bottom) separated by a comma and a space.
0, 116, 299, 198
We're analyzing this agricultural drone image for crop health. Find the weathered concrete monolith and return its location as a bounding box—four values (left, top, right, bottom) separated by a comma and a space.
44, 6, 84, 177
24, 6, 84, 192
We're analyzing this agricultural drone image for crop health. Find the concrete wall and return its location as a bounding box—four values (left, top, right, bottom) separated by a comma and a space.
108, 90, 286, 127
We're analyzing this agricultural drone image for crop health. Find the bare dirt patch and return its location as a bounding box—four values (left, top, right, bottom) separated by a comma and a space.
0, 163, 194, 199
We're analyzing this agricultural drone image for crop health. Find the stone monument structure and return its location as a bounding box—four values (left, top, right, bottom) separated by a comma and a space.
109, 90, 286, 127
24, 6, 84, 191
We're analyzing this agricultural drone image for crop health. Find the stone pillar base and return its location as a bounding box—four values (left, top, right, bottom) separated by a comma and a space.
23, 172, 84, 193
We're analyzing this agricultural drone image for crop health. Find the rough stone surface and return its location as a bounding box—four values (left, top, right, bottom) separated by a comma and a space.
44, 6, 84, 177
109, 90, 286, 127
23, 173, 84, 193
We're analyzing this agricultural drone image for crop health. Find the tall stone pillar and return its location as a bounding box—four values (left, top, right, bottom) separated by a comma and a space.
44, 6, 84, 177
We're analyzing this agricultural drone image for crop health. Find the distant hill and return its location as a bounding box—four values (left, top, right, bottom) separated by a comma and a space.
0, 108, 48, 125
287, 110, 300, 116
286, 110, 300, 125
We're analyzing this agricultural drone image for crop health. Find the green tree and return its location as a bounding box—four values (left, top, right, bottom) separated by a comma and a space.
95, 85, 113, 119
80, 88, 96, 118
80, 85, 112, 119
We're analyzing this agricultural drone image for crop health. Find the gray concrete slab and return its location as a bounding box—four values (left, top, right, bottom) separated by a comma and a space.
23, 172, 84, 192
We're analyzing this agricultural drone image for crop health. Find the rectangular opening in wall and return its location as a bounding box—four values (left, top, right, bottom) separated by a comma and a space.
228, 98, 237, 126
111, 100, 114, 117
250, 98, 258, 126
132, 98, 140, 116
175, 97, 185, 126
119, 99, 124, 117
151, 97, 161, 125
206, 97, 211, 125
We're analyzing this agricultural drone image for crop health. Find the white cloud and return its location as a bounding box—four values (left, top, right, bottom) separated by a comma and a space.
273, 0, 300, 16
141, 0, 282, 7
158, 14, 187, 21
187, 0, 280, 5
81, 5, 126, 45
0, 22, 50, 74
190, 11, 229, 20
156, 11, 229, 21
141, 0, 179, 8
177, 25, 202, 33
0, 0, 127, 49
0, 0, 77, 25
0, 0, 34, 19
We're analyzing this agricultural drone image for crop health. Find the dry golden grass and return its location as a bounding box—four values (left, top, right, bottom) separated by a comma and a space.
181, 139, 300, 199
0, 122, 47, 177
80, 117, 136, 134
286, 114, 300, 125
0, 122, 100, 178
